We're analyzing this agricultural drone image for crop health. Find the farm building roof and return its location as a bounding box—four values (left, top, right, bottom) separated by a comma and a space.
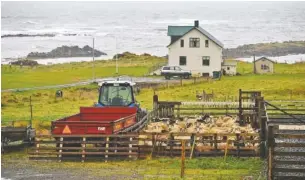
222, 60, 237, 66
255, 57, 275, 63
167, 26, 224, 48
167, 26, 193, 36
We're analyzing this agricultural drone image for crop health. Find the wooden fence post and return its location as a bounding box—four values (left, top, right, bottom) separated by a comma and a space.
267, 125, 276, 180
214, 134, 218, 150
151, 133, 156, 158
170, 133, 174, 158
181, 140, 185, 178
59, 137, 63, 162
81, 137, 86, 162
190, 134, 196, 159
180, 77, 182, 86
105, 137, 109, 162
153, 94, 158, 118
35, 137, 40, 155
129, 137, 133, 159
236, 134, 240, 158
177, 105, 180, 119
238, 89, 243, 125
258, 97, 266, 159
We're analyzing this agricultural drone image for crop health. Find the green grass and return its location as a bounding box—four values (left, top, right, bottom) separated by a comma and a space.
237, 61, 305, 74
2, 151, 263, 179
2, 61, 305, 128
1, 54, 166, 89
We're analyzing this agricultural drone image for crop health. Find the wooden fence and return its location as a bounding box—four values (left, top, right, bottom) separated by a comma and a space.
267, 125, 305, 180
152, 89, 262, 128
29, 132, 259, 162
136, 76, 211, 91
264, 100, 305, 180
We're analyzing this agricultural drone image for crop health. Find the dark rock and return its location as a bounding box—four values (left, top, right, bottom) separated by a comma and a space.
27, 45, 107, 59
223, 41, 305, 58
141, 53, 151, 56
10, 59, 39, 66
113, 52, 136, 59
1, 34, 56, 38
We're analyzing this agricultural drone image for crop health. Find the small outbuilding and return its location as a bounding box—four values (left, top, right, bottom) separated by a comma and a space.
254, 57, 275, 74
221, 60, 237, 75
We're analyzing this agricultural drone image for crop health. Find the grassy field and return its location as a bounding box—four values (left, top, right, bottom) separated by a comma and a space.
2, 61, 305, 128
237, 60, 305, 74
2, 151, 264, 180
2, 59, 303, 179
1, 54, 166, 89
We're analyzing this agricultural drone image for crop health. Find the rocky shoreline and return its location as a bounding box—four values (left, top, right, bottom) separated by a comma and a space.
223, 41, 305, 58
1, 33, 78, 38
3, 41, 304, 64
27, 45, 107, 59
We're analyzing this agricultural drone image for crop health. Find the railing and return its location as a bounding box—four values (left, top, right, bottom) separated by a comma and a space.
264, 101, 305, 180
152, 92, 262, 127
29, 132, 260, 162
267, 125, 305, 180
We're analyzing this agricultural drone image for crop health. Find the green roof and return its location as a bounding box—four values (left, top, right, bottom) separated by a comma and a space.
167, 26, 193, 36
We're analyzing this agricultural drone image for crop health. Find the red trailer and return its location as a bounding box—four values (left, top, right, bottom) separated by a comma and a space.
51, 107, 138, 135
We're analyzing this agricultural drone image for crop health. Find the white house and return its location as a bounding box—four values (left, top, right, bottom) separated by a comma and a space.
221, 60, 237, 75
167, 20, 224, 76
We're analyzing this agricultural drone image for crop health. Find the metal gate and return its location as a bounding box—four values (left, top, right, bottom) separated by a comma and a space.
265, 101, 305, 180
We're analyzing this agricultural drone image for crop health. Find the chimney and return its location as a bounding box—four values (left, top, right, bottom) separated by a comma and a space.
194, 20, 199, 28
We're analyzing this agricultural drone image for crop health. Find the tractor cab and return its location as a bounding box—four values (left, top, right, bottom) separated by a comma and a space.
96, 78, 138, 108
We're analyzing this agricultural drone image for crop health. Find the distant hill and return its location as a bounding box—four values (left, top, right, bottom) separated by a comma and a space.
223, 41, 305, 58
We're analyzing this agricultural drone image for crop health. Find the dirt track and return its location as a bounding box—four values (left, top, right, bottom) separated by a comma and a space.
1, 153, 142, 180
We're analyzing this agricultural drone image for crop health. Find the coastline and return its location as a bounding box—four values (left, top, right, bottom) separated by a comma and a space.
2, 54, 305, 66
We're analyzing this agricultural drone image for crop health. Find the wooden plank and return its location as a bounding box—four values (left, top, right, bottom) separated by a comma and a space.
274, 151, 305, 156
50, 134, 139, 138
274, 160, 305, 165
273, 176, 305, 180
29, 152, 138, 155
29, 156, 138, 161
273, 167, 305, 173
176, 107, 256, 110
30, 147, 139, 151
274, 134, 305, 139
34, 140, 139, 144
139, 132, 259, 137
275, 143, 305, 147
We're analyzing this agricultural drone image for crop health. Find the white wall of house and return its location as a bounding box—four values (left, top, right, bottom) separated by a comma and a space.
221, 65, 236, 75
168, 29, 223, 76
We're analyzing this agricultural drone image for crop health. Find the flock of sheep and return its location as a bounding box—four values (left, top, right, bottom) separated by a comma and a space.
140, 115, 259, 150
143, 115, 257, 134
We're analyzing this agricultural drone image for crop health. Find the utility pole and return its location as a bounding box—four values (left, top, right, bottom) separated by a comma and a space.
253, 54, 256, 74
92, 37, 95, 82
116, 36, 118, 75
29, 96, 33, 128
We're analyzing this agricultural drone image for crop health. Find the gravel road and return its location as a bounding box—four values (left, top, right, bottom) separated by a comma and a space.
2, 77, 170, 93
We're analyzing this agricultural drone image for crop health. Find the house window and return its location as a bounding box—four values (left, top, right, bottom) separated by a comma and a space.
180, 39, 184, 47
179, 56, 187, 66
261, 64, 269, 70
202, 56, 210, 66
189, 38, 200, 48
205, 40, 209, 47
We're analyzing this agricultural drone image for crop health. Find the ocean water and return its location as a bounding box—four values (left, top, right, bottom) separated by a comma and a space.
1, 1, 305, 63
